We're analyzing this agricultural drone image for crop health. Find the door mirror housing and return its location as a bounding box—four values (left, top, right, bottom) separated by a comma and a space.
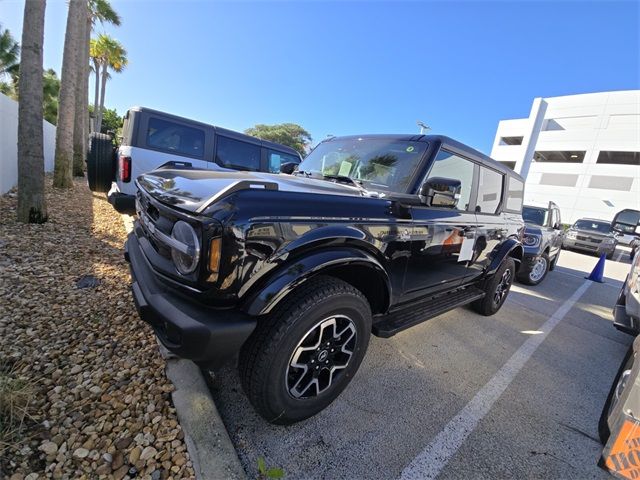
635, 224, 640, 235
280, 162, 298, 175
419, 177, 462, 208
553, 222, 561, 230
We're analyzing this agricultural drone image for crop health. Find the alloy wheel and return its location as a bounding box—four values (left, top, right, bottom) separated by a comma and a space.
286, 315, 357, 399
494, 268, 513, 305
529, 257, 548, 283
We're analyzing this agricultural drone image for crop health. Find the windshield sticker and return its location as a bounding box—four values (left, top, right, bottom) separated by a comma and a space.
338, 161, 352, 176
406, 146, 415, 153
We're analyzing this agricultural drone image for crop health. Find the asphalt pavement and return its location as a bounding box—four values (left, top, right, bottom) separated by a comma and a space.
208, 246, 634, 479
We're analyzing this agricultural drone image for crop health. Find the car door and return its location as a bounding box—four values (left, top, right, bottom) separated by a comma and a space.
549, 206, 564, 258
464, 165, 507, 282
402, 149, 479, 303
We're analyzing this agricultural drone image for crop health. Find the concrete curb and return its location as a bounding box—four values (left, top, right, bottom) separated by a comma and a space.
165, 359, 246, 480
122, 215, 245, 479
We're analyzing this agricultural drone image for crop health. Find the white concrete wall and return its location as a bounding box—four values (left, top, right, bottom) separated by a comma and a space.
0, 92, 56, 194
491, 90, 640, 224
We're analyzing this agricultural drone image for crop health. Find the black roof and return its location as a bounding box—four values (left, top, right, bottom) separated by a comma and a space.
321, 134, 521, 179
127, 106, 301, 158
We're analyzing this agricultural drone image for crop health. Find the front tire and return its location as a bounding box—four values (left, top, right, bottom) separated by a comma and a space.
517, 253, 549, 286
598, 345, 634, 444
472, 257, 515, 316
238, 276, 372, 425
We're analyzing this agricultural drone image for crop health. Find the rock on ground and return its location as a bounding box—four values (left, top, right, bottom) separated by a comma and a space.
0, 177, 195, 479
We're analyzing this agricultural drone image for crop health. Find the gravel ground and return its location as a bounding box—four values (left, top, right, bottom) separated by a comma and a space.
0, 177, 195, 480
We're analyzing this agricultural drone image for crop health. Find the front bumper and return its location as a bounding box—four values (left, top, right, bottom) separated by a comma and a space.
564, 237, 616, 255
125, 233, 256, 368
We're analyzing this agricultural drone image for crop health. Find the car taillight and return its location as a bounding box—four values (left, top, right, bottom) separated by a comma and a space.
119, 156, 131, 182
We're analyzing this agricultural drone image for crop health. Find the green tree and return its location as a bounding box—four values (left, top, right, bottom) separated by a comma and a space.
90, 33, 127, 133
244, 123, 312, 155
0, 25, 20, 81
88, 105, 121, 134
43, 69, 60, 125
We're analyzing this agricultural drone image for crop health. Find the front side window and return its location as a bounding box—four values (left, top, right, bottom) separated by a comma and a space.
477, 167, 503, 214
424, 150, 475, 211
146, 117, 205, 158
216, 136, 261, 171
267, 150, 300, 173
296, 137, 427, 193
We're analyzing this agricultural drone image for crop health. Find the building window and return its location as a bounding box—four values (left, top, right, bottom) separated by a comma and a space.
588, 175, 634, 192
539, 173, 579, 187
596, 151, 640, 165
534, 151, 585, 163
500, 161, 516, 170
499, 136, 523, 146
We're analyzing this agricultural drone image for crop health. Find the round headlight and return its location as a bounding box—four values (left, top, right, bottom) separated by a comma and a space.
171, 221, 200, 275
523, 234, 539, 247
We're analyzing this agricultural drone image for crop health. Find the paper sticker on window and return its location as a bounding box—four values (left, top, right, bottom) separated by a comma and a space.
406, 146, 415, 152
338, 161, 352, 176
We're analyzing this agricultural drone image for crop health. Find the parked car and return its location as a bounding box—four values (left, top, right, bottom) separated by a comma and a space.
125, 134, 525, 424
599, 251, 640, 476
86, 106, 302, 214
563, 218, 618, 259
517, 202, 564, 285
612, 209, 640, 260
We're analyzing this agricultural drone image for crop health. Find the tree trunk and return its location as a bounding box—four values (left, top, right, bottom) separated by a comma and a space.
17, 0, 48, 223
96, 63, 108, 133
72, 5, 88, 177
92, 58, 100, 132
82, 17, 90, 150
53, 0, 83, 188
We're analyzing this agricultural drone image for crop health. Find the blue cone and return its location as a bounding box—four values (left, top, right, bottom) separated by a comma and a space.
585, 253, 606, 283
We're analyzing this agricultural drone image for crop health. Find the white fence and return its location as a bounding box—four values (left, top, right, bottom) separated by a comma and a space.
0, 92, 56, 194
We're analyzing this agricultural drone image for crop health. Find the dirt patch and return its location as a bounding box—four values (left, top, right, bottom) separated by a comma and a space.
0, 177, 195, 479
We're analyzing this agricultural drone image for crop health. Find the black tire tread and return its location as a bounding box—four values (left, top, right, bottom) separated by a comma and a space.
238, 275, 370, 422
87, 132, 115, 193
472, 257, 515, 316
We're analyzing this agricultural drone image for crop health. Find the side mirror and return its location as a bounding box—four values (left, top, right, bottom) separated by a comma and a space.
419, 177, 462, 208
553, 223, 561, 230
635, 224, 640, 235
280, 162, 298, 175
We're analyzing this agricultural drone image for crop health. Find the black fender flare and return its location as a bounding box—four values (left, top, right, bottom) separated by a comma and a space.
241, 247, 391, 316
486, 238, 524, 275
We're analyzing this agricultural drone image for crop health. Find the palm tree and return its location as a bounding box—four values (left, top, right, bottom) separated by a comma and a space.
90, 33, 127, 133
0, 25, 20, 81
53, 0, 85, 188
17, 1, 47, 223
73, 0, 121, 175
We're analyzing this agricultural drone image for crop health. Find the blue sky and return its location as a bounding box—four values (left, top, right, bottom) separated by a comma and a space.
2, 0, 639, 153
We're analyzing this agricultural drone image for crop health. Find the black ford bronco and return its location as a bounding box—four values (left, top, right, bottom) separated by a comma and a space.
518, 202, 564, 285
126, 134, 525, 424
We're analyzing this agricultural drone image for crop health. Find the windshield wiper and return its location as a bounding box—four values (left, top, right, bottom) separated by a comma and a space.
322, 174, 363, 188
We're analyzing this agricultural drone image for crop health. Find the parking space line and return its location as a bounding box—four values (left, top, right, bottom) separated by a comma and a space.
615, 249, 625, 262
399, 279, 592, 480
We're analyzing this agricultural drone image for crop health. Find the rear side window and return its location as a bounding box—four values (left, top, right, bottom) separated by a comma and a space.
505, 176, 524, 212
477, 167, 503, 214
146, 117, 205, 158
267, 150, 300, 173
216, 136, 261, 171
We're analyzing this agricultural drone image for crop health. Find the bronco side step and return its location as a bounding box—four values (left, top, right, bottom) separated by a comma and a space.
372, 287, 486, 338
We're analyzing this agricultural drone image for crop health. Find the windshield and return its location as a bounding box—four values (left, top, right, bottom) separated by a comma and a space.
522, 206, 548, 226
573, 220, 611, 234
297, 138, 428, 193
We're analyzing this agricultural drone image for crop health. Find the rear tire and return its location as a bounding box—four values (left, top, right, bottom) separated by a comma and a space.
472, 257, 515, 316
238, 276, 372, 425
87, 132, 115, 193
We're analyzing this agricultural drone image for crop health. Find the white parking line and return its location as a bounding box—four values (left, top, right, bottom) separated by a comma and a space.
399, 279, 592, 480
615, 249, 625, 262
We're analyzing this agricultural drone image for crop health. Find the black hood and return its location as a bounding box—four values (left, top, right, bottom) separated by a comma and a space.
136, 169, 366, 213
